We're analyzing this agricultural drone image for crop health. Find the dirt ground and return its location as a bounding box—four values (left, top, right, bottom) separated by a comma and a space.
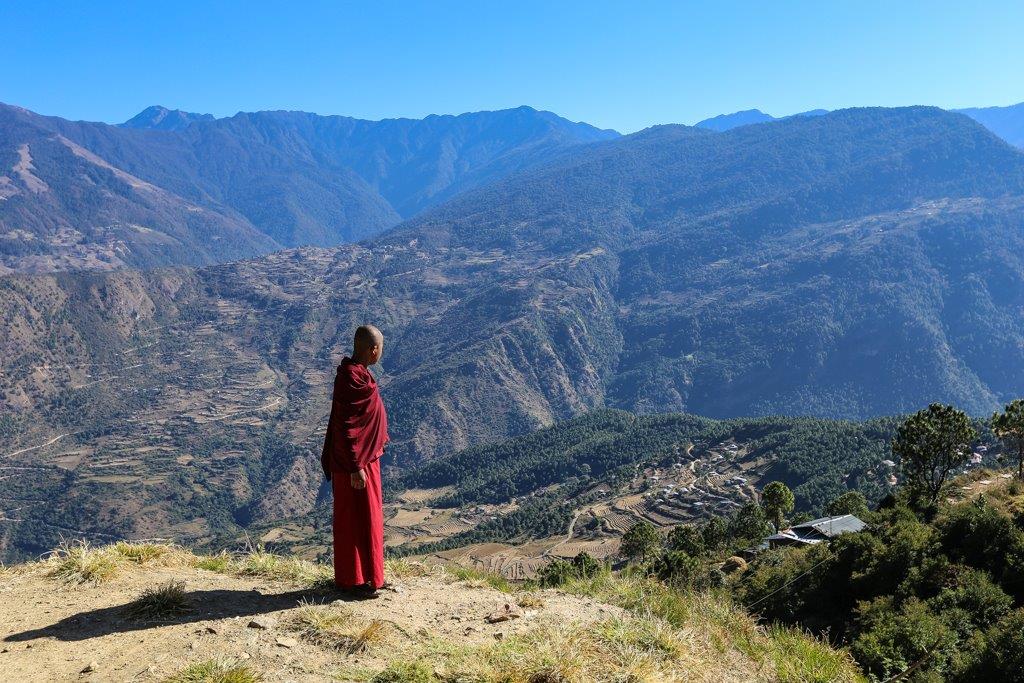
0, 563, 622, 682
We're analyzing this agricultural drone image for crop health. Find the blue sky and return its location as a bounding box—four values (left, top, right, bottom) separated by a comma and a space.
2, 1, 1022, 133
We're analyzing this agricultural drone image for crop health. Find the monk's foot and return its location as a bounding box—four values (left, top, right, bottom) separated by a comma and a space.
336, 583, 380, 600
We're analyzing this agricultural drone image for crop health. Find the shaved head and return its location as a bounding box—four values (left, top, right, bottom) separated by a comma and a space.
353, 324, 384, 355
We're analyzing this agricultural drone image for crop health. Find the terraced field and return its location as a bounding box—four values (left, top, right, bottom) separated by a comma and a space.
388, 439, 780, 579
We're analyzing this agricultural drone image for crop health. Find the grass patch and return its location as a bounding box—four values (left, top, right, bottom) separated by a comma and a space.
47, 540, 121, 585
111, 541, 187, 565
377, 603, 861, 682
233, 546, 332, 587
45, 540, 195, 585
288, 600, 389, 654
376, 616, 687, 682
163, 658, 262, 683
515, 593, 545, 609
125, 580, 191, 621
557, 567, 863, 682
193, 551, 233, 573
444, 565, 512, 593
369, 660, 433, 683
40, 540, 336, 590
476, 617, 684, 681
768, 625, 862, 683
383, 557, 434, 579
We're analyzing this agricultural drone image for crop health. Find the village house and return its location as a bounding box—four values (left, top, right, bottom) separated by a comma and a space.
764, 514, 867, 550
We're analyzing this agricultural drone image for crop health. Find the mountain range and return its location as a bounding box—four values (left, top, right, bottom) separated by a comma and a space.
695, 102, 1024, 147
3, 100, 1022, 276
2, 104, 1024, 560
0, 103, 616, 273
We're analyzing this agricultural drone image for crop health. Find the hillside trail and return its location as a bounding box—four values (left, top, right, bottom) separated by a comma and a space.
0, 562, 623, 682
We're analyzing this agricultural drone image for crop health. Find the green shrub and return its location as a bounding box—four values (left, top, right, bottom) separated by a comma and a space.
667, 525, 705, 556
927, 566, 1013, 628
538, 552, 603, 587
956, 608, 1024, 682
654, 551, 704, 588
620, 521, 661, 563
935, 499, 1022, 575
850, 597, 957, 681
826, 491, 870, 517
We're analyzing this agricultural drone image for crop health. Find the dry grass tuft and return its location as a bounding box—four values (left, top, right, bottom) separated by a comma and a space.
443, 564, 512, 593
381, 616, 688, 682
368, 660, 433, 683
288, 600, 389, 654
383, 557, 435, 579
233, 546, 332, 587
163, 658, 262, 683
515, 592, 545, 609
46, 540, 121, 585
555, 568, 862, 682
111, 541, 190, 566
44, 540, 195, 585
351, 619, 388, 653
125, 580, 191, 621
192, 551, 233, 573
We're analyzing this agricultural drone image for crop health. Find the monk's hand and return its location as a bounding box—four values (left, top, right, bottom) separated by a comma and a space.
350, 469, 367, 490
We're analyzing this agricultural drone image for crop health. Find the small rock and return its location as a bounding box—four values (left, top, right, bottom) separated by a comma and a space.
248, 617, 275, 630
81, 661, 99, 673
239, 652, 251, 660
485, 603, 523, 624
275, 636, 299, 648
493, 632, 505, 641
189, 641, 199, 651
204, 625, 219, 635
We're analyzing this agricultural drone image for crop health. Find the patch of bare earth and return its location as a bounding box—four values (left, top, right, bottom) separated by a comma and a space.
0, 562, 621, 682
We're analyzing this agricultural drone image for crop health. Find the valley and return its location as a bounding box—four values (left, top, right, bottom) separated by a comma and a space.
392, 437, 779, 580
2, 105, 1024, 568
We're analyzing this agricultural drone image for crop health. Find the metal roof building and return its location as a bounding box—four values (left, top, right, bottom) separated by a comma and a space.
765, 514, 867, 549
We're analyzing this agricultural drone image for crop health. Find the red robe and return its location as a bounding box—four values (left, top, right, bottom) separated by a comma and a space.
322, 357, 389, 588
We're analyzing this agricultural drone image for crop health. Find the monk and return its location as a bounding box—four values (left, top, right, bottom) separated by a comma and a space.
321, 325, 390, 598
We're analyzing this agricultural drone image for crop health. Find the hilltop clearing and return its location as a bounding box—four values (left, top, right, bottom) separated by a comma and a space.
0, 541, 859, 682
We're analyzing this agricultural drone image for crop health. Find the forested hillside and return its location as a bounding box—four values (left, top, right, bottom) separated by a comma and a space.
396, 409, 902, 512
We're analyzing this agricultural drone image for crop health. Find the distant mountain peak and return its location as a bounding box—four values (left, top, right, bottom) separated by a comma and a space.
955, 101, 1024, 148
695, 109, 775, 132
121, 105, 214, 131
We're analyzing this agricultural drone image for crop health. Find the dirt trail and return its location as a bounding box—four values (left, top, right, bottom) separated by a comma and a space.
0, 563, 622, 682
